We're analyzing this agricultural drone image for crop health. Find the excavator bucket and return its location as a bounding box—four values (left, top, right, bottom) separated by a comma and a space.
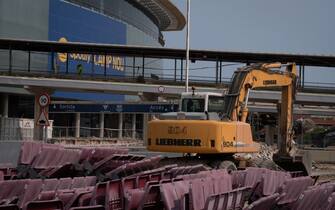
274, 148, 335, 178
273, 151, 308, 176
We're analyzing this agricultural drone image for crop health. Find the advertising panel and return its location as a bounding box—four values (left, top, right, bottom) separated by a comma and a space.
49, 0, 127, 101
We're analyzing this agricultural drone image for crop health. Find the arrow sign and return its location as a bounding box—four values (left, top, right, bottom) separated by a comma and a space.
36, 110, 50, 126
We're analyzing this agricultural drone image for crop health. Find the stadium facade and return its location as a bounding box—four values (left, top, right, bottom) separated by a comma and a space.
0, 0, 185, 140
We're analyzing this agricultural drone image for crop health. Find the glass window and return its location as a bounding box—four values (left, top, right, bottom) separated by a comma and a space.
181, 98, 205, 112
208, 96, 225, 113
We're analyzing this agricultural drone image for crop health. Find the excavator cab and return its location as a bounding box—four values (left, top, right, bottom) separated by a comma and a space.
160, 92, 225, 121
180, 92, 225, 113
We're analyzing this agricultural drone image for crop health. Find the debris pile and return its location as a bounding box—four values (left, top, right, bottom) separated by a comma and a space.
254, 142, 277, 160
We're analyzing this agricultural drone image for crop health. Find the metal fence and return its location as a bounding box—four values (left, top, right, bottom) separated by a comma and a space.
1, 49, 335, 92
52, 126, 143, 140
0, 117, 53, 141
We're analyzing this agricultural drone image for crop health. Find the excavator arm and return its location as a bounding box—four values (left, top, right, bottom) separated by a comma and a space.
222, 63, 297, 156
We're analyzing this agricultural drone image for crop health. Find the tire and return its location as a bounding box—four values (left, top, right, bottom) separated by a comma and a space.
218, 160, 237, 172
247, 158, 263, 168
259, 159, 279, 170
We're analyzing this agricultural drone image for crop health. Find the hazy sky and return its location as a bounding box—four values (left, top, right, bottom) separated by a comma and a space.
164, 0, 335, 85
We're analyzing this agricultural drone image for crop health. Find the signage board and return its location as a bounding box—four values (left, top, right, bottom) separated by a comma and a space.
36, 110, 50, 126
49, 104, 179, 113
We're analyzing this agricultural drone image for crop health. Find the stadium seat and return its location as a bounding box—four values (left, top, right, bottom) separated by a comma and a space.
276, 176, 314, 206
25, 199, 63, 210
243, 193, 280, 210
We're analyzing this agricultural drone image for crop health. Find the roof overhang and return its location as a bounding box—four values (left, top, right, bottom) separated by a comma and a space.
2, 38, 335, 67
128, 0, 186, 31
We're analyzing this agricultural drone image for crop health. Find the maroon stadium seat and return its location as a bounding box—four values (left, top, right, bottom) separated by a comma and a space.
62, 188, 94, 210
85, 176, 97, 187
105, 180, 123, 210
72, 177, 87, 189
291, 184, 334, 210
90, 182, 107, 206
189, 178, 213, 210
276, 176, 314, 205
160, 180, 190, 210
58, 177, 73, 190
0, 180, 28, 204
42, 178, 59, 191
213, 173, 233, 194
243, 193, 280, 210
77, 192, 93, 207
326, 192, 335, 210
137, 175, 150, 189
19, 141, 42, 165
261, 170, 291, 196
138, 182, 162, 210
31, 147, 60, 170
69, 206, 104, 210
0, 204, 19, 210
19, 179, 43, 209
25, 199, 63, 210
250, 170, 291, 202
244, 168, 267, 189
203, 187, 249, 210
231, 170, 247, 189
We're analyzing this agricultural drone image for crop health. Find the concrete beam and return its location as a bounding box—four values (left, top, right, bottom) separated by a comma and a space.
0, 75, 213, 96
0, 75, 334, 106
249, 105, 335, 116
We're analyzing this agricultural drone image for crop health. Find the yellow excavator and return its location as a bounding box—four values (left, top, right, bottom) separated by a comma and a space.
147, 62, 307, 172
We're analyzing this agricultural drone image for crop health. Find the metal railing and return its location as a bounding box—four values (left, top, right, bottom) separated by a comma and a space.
1, 39, 335, 93
52, 126, 143, 140
0, 127, 34, 141
52, 126, 76, 138
1, 49, 335, 92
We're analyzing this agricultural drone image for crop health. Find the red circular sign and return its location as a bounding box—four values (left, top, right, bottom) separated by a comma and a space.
38, 93, 50, 107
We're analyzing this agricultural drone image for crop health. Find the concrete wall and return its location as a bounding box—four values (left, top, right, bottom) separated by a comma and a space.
0, 0, 49, 71
0, 141, 22, 166
0, 0, 49, 39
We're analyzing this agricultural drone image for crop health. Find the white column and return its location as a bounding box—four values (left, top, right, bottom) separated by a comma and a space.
1, 94, 8, 117
99, 112, 104, 138
33, 95, 42, 140
75, 113, 80, 138
118, 113, 123, 139
33, 94, 49, 141
142, 114, 149, 144
132, 114, 136, 139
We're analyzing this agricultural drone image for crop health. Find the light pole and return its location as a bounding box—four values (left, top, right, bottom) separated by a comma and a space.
185, 0, 190, 92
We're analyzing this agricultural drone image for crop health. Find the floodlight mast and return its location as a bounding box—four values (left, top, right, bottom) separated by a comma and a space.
185, 0, 190, 92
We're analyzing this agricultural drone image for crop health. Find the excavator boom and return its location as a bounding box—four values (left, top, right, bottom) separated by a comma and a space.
222, 63, 297, 156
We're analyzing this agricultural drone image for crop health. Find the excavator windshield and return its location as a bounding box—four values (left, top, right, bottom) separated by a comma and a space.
181, 98, 205, 112
208, 96, 225, 112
